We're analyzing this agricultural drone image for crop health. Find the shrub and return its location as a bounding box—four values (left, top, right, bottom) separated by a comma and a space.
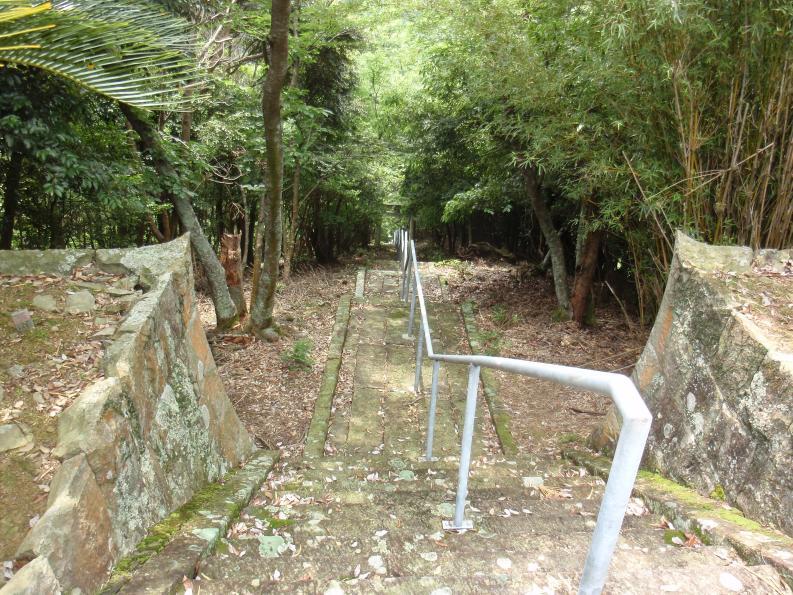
281, 338, 313, 371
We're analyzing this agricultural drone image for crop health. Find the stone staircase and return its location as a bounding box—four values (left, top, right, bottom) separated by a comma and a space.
118, 265, 788, 594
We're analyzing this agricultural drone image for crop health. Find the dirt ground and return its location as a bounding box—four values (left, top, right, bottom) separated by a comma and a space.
203, 246, 649, 461
198, 259, 366, 459
0, 268, 127, 561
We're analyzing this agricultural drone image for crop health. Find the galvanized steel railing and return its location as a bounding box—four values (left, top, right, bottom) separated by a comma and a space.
392, 229, 652, 595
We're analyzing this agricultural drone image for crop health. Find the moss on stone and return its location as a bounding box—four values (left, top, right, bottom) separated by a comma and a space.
460, 301, 517, 457
105, 473, 238, 583
635, 470, 784, 538
710, 485, 726, 501
304, 295, 352, 458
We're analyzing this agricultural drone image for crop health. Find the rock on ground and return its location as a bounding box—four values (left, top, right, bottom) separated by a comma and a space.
31, 294, 58, 312
65, 290, 95, 314
0, 557, 60, 594
0, 424, 31, 454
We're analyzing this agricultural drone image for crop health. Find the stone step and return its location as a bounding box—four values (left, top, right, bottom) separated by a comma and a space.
191, 563, 785, 595
180, 261, 789, 595
286, 470, 582, 500
99, 450, 279, 595
196, 487, 778, 594
191, 574, 527, 595
325, 279, 500, 462
298, 453, 565, 472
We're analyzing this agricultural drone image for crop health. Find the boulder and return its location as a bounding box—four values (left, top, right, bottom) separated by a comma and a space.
65, 290, 95, 314
9, 310, 33, 333
260, 327, 280, 343
31, 294, 57, 313
592, 232, 793, 534
16, 454, 114, 588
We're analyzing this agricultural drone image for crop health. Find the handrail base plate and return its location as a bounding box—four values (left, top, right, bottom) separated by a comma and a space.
442, 519, 474, 532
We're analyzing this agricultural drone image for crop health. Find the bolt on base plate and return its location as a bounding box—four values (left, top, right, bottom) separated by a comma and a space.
443, 519, 474, 532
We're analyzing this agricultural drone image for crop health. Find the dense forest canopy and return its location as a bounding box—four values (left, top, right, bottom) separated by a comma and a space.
1, 0, 791, 328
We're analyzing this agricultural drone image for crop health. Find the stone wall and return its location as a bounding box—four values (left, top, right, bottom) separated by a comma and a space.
618, 232, 792, 535
0, 236, 254, 593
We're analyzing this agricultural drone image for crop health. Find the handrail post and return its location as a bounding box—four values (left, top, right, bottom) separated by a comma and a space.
425, 360, 440, 460
577, 408, 650, 595
402, 259, 410, 301
444, 363, 480, 531
414, 321, 424, 393
402, 230, 408, 271
407, 275, 417, 335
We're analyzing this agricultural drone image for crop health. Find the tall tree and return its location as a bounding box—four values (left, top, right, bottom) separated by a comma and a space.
248, 0, 290, 337
120, 104, 239, 330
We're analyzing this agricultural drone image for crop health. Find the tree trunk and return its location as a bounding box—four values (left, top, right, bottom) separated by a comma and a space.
248, 0, 290, 336
571, 230, 602, 326
214, 186, 224, 250
180, 94, 193, 143
220, 233, 247, 318
522, 166, 571, 315
0, 152, 23, 250
282, 158, 300, 280
246, 195, 257, 265
159, 211, 172, 242
249, 182, 268, 308
240, 186, 250, 268
119, 103, 238, 329
279, 0, 301, 282
147, 213, 166, 242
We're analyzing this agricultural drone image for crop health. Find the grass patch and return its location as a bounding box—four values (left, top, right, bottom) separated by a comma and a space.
491, 303, 521, 328
436, 258, 473, 279
558, 433, 581, 445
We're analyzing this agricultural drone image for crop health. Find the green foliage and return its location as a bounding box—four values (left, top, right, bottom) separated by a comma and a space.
0, 67, 158, 248
394, 0, 793, 320
281, 338, 314, 371
551, 307, 570, 323
710, 485, 726, 502
4, 0, 791, 331
0, 0, 201, 109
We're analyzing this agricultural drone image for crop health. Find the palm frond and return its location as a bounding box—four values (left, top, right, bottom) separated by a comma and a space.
0, 0, 203, 109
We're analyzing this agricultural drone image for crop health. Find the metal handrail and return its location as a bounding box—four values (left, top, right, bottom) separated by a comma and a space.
391, 230, 652, 595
